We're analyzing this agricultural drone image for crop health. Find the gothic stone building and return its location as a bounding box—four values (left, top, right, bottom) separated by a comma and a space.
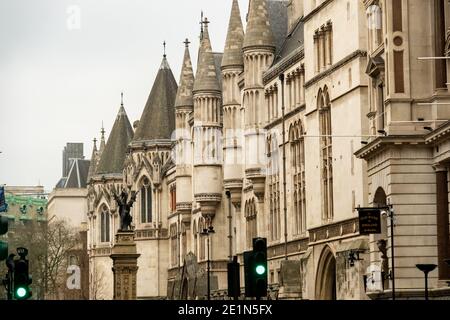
87, 0, 450, 300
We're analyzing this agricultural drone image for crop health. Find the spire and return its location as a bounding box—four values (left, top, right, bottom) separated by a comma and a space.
134, 54, 178, 142
160, 42, 171, 70
222, 0, 245, 69
200, 11, 204, 40
175, 39, 195, 108
87, 138, 98, 181
243, 0, 275, 50
96, 97, 134, 175
193, 17, 221, 93
99, 122, 106, 154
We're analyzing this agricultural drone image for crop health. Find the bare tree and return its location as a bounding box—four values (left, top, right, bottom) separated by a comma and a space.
44, 219, 78, 300
90, 268, 107, 300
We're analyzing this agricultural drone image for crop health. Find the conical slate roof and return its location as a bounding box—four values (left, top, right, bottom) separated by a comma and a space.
222, 0, 245, 69
134, 55, 178, 141
96, 105, 134, 175
243, 0, 275, 50
193, 20, 221, 93
175, 41, 195, 108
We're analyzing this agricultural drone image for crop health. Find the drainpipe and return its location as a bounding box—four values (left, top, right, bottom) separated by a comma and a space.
279, 73, 288, 261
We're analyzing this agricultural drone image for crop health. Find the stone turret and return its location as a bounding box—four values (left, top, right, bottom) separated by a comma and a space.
193, 18, 223, 222
222, 0, 245, 209
175, 39, 195, 226
243, 0, 275, 200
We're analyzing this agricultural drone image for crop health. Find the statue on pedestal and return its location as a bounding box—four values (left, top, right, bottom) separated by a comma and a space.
113, 189, 138, 231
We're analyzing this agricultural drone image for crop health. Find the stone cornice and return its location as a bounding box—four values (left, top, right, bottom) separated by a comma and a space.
264, 104, 306, 130
302, 0, 334, 23
425, 121, 450, 144
263, 47, 305, 84
129, 140, 173, 151
305, 50, 367, 88
355, 136, 426, 160
308, 217, 360, 244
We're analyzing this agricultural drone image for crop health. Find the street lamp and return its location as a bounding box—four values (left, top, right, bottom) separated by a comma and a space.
201, 225, 215, 300
416, 264, 437, 300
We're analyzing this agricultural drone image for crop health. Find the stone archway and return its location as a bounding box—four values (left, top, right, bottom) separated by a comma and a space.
315, 246, 337, 300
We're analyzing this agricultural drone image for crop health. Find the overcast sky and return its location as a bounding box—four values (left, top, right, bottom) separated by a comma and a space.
0, 0, 249, 192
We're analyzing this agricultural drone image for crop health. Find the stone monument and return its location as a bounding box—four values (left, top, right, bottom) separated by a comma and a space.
110, 189, 140, 300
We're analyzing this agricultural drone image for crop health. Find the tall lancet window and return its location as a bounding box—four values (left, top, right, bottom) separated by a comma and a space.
290, 121, 306, 235
245, 199, 258, 249
100, 205, 110, 243
319, 87, 334, 222
267, 134, 280, 241
140, 177, 152, 224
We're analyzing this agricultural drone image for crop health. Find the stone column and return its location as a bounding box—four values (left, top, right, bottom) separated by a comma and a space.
435, 165, 450, 280
110, 231, 141, 300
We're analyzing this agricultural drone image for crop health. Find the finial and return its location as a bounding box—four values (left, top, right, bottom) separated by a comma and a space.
203, 17, 210, 27
121, 92, 124, 107
101, 121, 105, 136
163, 41, 166, 58
184, 38, 190, 48
200, 11, 204, 39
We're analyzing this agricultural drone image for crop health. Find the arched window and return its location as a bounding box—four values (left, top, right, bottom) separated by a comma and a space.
319, 88, 334, 222
170, 223, 178, 267
290, 121, 306, 234
140, 177, 152, 224
245, 199, 258, 248
267, 134, 280, 241
100, 205, 110, 243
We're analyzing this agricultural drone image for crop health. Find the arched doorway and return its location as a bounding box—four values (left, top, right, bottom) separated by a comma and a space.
315, 246, 337, 300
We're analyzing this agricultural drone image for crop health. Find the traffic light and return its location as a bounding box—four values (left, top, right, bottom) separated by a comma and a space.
13, 248, 32, 300
244, 251, 255, 297
227, 256, 240, 299
252, 238, 268, 298
0, 215, 8, 261
244, 238, 268, 299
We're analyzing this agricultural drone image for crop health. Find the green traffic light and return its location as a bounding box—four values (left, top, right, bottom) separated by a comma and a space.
16, 287, 27, 299
255, 265, 266, 275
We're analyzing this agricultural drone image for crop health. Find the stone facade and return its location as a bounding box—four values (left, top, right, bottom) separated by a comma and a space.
86, 0, 450, 300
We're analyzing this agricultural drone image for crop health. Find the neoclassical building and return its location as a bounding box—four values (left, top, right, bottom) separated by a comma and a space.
86, 0, 450, 300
